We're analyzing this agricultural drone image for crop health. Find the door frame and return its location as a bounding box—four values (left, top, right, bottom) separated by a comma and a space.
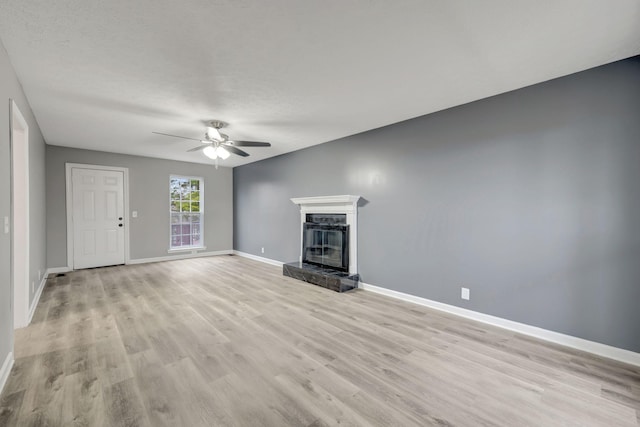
10, 99, 30, 329
65, 163, 130, 270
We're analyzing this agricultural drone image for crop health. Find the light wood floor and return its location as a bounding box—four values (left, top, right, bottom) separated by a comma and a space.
1, 256, 639, 426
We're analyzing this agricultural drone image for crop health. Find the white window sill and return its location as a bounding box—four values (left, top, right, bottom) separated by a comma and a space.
168, 246, 207, 253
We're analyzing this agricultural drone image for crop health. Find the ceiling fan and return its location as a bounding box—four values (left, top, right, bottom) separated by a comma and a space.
153, 120, 271, 167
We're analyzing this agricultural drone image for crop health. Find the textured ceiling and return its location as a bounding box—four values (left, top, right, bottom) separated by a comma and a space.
0, 1, 639, 167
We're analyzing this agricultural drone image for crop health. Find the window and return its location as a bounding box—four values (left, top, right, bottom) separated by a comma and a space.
170, 175, 204, 250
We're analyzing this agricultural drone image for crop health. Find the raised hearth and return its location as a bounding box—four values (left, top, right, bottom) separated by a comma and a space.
283, 261, 359, 293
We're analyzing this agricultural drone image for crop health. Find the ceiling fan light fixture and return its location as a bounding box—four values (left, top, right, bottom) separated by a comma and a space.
217, 146, 230, 159
203, 145, 218, 159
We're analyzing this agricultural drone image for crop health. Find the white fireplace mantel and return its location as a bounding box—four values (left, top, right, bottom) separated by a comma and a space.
291, 195, 361, 275
291, 195, 360, 212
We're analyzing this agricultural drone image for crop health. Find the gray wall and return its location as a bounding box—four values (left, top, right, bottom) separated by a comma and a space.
47, 146, 233, 267
234, 56, 640, 353
0, 40, 47, 365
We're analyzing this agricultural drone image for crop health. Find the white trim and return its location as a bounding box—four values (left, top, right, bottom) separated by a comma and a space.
127, 250, 232, 265
290, 195, 361, 206
47, 266, 72, 274
360, 281, 640, 367
65, 163, 130, 270
169, 175, 205, 251
233, 250, 284, 267
10, 99, 30, 329
0, 351, 14, 397
25, 270, 48, 326
168, 246, 207, 253
291, 195, 361, 275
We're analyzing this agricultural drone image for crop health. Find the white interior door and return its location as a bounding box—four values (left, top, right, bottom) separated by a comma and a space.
72, 167, 125, 269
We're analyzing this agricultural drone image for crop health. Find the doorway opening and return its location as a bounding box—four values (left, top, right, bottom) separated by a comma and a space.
10, 99, 30, 329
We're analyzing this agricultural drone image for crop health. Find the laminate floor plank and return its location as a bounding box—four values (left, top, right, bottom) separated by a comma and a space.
95, 338, 134, 387
16, 349, 66, 426
102, 378, 151, 427
0, 389, 25, 426
164, 357, 235, 427
0, 255, 638, 426
326, 356, 480, 427
61, 369, 106, 427
128, 349, 186, 427
431, 330, 605, 394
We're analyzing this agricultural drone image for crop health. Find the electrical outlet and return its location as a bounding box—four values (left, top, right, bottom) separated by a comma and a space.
461, 287, 470, 300
261, 247, 265, 254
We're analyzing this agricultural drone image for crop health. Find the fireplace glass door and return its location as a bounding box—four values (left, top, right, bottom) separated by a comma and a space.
302, 224, 349, 272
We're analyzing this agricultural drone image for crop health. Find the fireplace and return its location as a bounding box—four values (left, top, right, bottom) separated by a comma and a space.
303, 214, 349, 272
284, 195, 362, 292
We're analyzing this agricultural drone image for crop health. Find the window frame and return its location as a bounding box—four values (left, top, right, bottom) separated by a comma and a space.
169, 175, 205, 252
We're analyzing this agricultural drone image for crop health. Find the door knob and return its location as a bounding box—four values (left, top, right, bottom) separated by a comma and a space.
118, 217, 123, 220
118, 224, 123, 227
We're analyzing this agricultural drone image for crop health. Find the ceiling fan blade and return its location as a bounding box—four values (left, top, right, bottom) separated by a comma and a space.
187, 145, 208, 152
152, 132, 202, 142
225, 140, 271, 147
224, 145, 250, 157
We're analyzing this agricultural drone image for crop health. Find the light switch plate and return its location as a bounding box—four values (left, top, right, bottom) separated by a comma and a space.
132, 211, 138, 218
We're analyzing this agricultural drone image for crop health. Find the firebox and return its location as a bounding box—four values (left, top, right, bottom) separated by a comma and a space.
302, 213, 349, 272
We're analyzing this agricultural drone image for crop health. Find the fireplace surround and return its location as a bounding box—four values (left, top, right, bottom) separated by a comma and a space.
284, 195, 361, 292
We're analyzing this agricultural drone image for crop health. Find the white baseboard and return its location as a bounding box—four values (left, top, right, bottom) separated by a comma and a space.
0, 351, 14, 397
48, 250, 234, 271
26, 271, 49, 325
360, 282, 640, 367
233, 250, 284, 267
47, 266, 71, 275
127, 250, 233, 265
